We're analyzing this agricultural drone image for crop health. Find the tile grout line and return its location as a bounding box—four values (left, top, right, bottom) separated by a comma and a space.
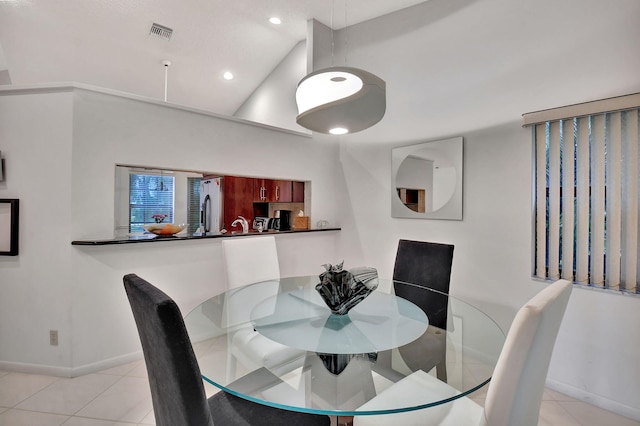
66, 372, 155, 423
0, 366, 154, 424
0, 371, 62, 409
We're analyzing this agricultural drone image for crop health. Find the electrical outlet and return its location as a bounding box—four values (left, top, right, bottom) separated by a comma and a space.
49, 330, 58, 346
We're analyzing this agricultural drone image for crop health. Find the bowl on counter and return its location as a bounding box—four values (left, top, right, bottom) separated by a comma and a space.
143, 223, 187, 236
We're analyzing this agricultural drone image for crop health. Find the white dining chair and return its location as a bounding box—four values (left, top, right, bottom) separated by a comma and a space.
354, 279, 573, 426
222, 236, 280, 289
221, 236, 305, 377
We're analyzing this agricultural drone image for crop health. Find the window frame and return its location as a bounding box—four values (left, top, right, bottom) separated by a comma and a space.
526, 94, 640, 295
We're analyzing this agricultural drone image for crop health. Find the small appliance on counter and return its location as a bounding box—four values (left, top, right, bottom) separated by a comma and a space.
253, 211, 292, 231
276, 210, 292, 231
253, 217, 271, 231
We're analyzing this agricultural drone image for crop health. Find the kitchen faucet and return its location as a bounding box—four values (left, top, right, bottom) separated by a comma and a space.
231, 216, 249, 234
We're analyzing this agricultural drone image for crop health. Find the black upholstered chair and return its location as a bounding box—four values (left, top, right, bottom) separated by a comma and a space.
123, 273, 330, 426
392, 240, 454, 382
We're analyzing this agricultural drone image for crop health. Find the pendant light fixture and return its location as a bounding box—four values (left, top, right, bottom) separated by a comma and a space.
295, 1, 386, 135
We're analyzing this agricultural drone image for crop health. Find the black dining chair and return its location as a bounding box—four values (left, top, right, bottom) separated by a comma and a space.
392, 239, 454, 382
123, 273, 330, 426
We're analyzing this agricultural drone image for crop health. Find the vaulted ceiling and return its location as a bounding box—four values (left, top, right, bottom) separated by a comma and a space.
0, 0, 425, 116
1, 0, 639, 143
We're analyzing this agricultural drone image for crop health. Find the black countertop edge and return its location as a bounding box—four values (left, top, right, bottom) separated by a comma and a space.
71, 228, 341, 246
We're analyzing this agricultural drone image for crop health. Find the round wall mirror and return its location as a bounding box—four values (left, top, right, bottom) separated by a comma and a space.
391, 137, 463, 220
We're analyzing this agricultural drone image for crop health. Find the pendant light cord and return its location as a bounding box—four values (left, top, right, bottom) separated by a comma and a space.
164, 65, 168, 102
330, 0, 335, 66
161, 60, 171, 102
331, 0, 349, 66
344, 0, 348, 65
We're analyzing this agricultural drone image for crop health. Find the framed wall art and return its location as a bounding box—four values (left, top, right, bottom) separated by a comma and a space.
0, 199, 19, 256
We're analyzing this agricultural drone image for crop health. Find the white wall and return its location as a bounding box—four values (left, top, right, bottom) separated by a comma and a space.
338, 123, 640, 420
0, 85, 348, 376
233, 41, 309, 134
0, 89, 75, 373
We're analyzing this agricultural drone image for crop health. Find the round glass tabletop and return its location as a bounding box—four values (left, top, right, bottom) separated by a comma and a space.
184, 276, 506, 416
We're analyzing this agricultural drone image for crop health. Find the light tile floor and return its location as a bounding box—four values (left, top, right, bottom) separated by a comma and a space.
0, 361, 637, 426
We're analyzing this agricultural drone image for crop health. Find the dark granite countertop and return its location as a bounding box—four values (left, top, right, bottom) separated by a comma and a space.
71, 227, 341, 246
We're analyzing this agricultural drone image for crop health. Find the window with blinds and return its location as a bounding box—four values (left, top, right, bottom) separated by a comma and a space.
526, 94, 640, 294
129, 173, 175, 233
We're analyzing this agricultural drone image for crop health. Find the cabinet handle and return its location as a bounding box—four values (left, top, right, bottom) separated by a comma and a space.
276, 185, 279, 201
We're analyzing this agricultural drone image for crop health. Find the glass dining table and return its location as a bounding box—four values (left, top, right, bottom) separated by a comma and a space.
183, 275, 506, 421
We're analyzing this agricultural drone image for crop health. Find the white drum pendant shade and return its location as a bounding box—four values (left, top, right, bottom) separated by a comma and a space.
295, 66, 386, 134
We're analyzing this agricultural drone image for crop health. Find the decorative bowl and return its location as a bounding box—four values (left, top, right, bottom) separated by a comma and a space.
315, 262, 379, 315
143, 223, 187, 236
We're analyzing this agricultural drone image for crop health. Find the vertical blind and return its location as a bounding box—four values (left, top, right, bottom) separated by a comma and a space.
129, 173, 175, 232
526, 96, 640, 294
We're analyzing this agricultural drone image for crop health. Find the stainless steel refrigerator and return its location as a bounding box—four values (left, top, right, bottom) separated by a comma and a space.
198, 177, 222, 235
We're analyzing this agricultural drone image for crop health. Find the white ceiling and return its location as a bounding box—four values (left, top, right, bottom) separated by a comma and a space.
1, 0, 639, 143
0, 0, 425, 117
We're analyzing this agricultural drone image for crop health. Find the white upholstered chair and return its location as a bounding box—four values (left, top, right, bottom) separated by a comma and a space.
222, 236, 280, 289
221, 236, 305, 377
355, 279, 573, 426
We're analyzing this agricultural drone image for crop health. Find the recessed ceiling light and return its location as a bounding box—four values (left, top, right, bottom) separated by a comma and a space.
269, 17, 282, 25
223, 72, 234, 80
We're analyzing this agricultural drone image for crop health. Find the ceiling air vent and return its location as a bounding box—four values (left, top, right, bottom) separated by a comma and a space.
149, 23, 173, 40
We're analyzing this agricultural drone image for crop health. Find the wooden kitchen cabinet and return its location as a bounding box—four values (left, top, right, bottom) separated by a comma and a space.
254, 178, 268, 202
254, 179, 293, 202
223, 176, 255, 229
271, 180, 292, 202
292, 181, 304, 203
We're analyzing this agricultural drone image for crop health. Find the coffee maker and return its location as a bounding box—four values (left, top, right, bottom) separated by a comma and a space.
276, 210, 292, 231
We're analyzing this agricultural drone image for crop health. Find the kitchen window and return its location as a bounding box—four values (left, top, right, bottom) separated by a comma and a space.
525, 93, 640, 294
129, 173, 175, 232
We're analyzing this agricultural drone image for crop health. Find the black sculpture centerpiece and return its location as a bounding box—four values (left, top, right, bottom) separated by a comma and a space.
315, 261, 379, 315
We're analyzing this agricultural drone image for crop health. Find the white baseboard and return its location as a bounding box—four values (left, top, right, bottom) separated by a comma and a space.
0, 360, 74, 378
546, 378, 640, 421
70, 352, 144, 377
0, 352, 143, 378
